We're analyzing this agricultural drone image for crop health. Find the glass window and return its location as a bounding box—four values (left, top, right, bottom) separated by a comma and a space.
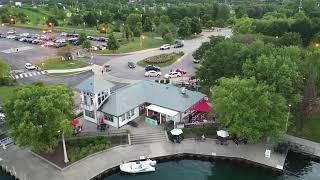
104, 113, 113, 122
85, 110, 95, 118
90, 98, 94, 105
84, 95, 88, 105
126, 112, 130, 119
130, 109, 134, 116
121, 114, 125, 122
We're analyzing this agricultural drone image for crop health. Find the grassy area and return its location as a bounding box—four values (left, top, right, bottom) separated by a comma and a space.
18, 8, 50, 24
137, 52, 184, 67
0, 86, 17, 103
289, 116, 320, 143
67, 136, 128, 163
100, 36, 163, 54
37, 58, 89, 70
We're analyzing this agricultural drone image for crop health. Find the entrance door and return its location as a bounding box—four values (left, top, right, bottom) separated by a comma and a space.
139, 104, 145, 115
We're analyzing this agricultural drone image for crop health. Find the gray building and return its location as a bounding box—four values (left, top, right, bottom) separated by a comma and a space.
76, 76, 205, 128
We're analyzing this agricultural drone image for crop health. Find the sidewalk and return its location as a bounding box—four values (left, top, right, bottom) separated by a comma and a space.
285, 135, 320, 157
94, 48, 159, 56
0, 139, 286, 180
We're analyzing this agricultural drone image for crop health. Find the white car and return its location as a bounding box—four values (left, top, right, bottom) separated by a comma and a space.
60, 32, 67, 36
18, 37, 26, 42
6, 35, 16, 39
25, 63, 36, 70
145, 70, 162, 77
160, 44, 171, 50
19, 33, 29, 37
7, 30, 16, 34
164, 71, 182, 79
0, 113, 5, 121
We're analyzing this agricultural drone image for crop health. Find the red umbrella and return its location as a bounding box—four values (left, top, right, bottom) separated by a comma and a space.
71, 119, 80, 128
192, 100, 212, 113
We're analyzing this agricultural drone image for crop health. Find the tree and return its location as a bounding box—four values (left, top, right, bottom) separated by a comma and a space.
213, 77, 288, 143
107, 33, 119, 52
79, 32, 87, 44
57, 46, 72, 60
291, 12, 312, 46
127, 14, 142, 36
82, 40, 91, 49
69, 14, 84, 26
233, 17, 255, 34
17, 12, 28, 24
217, 4, 230, 20
178, 17, 191, 39
163, 32, 174, 44
46, 16, 58, 26
235, 5, 247, 18
278, 32, 303, 46
156, 23, 171, 38
143, 17, 153, 32
159, 15, 170, 24
190, 17, 202, 35
3, 84, 74, 152
242, 48, 303, 103
83, 12, 97, 27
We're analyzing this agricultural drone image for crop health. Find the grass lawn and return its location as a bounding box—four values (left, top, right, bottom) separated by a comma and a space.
37, 58, 90, 70
48, 70, 89, 77
0, 86, 17, 103
137, 52, 184, 67
289, 116, 320, 143
100, 36, 163, 54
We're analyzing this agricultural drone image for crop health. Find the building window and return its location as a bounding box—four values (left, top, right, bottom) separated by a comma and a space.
84, 95, 88, 105
104, 113, 113, 122
130, 109, 134, 116
85, 110, 95, 119
98, 97, 101, 105
90, 98, 94, 105
126, 112, 130, 119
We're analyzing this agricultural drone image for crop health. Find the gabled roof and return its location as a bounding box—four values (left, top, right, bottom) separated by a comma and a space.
75, 75, 115, 94
100, 80, 205, 116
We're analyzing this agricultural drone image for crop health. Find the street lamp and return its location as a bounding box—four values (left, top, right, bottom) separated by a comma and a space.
285, 104, 292, 132
48, 22, 54, 32
140, 35, 145, 48
57, 130, 69, 163
102, 27, 107, 37
315, 43, 319, 48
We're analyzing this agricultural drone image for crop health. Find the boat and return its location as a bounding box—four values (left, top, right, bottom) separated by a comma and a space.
120, 159, 157, 173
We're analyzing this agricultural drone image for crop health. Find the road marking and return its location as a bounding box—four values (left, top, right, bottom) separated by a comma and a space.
19, 74, 23, 78
24, 73, 28, 77
33, 72, 37, 76
41, 71, 46, 74
15, 75, 19, 79
28, 73, 33, 77
37, 72, 41, 75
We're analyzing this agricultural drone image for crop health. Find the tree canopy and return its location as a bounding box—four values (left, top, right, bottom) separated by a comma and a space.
213, 77, 288, 143
3, 84, 74, 152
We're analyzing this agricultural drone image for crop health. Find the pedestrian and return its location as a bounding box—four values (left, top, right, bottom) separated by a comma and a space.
101, 70, 104, 75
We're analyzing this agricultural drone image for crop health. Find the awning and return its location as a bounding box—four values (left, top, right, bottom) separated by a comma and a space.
146, 104, 178, 117
171, 129, 183, 136
217, 130, 229, 138
192, 100, 212, 112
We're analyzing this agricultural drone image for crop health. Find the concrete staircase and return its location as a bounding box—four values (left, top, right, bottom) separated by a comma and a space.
130, 128, 168, 145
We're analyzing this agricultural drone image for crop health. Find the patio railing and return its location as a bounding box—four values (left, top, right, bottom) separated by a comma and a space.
68, 129, 128, 140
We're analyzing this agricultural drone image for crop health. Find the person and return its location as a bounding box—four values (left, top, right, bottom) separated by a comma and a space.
201, 134, 206, 141
101, 70, 104, 74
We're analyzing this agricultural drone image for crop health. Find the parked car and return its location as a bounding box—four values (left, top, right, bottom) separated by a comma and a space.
128, 62, 136, 68
174, 43, 184, 48
60, 32, 67, 36
91, 46, 99, 51
72, 40, 81, 46
145, 65, 160, 72
193, 59, 200, 64
97, 45, 106, 50
19, 33, 29, 37
145, 70, 161, 77
164, 71, 182, 79
0, 33, 6, 38
7, 30, 16, 34
175, 69, 187, 74
25, 63, 36, 70
6, 35, 16, 39
55, 42, 68, 48
160, 44, 171, 50
32, 39, 42, 44
0, 113, 5, 121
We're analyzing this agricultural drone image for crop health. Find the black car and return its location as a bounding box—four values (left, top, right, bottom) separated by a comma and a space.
128, 62, 136, 68
145, 65, 160, 72
55, 42, 68, 48
174, 43, 184, 48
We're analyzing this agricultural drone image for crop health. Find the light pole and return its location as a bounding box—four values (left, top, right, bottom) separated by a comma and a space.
57, 130, 69, 163
140, 35, 145, 48
285, 104, 291, 132
48, 22, 54, 32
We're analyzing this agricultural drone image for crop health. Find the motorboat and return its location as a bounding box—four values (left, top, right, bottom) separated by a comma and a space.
120, 159, 157, 173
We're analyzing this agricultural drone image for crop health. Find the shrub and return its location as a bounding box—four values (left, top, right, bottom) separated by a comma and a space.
143, 52, 184, 64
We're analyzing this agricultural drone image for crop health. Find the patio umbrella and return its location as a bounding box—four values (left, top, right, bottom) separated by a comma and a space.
217, 130, 229, 138
71, 119, 80, 128
171, 128, 183, 136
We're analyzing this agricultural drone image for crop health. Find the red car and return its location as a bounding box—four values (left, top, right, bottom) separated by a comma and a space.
175, 69, 187, 74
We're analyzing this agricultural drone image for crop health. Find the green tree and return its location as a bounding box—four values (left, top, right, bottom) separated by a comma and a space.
79, 32, 87, 44
159, 15, 170, 24
46, 16, 59, 26
82, 40, 91, 49
278, 32, 303, 46
3, 85, 74, 152
235, 5, 247, 18
213, 77, 288, 143
156, 23, 171, 38
83, 11, 97, 27
233, 17, 255, 34
178, 17, 191, 39
143, 17, 153, 32
291, 12, 312, 46
127, 14, 142, 36
217, 5, 230, 20
190, 17, 202, 35
163, 32, 174, 44
69, 14, 83, 26
107, 33, 119, 53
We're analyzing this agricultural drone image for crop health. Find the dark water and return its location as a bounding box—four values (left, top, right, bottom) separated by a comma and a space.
105, 151, 320, 180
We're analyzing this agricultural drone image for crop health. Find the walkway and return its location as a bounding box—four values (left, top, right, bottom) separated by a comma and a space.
285, 135, 320, 157
0, 139, 286, 180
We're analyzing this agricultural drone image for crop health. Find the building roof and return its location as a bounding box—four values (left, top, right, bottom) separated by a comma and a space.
100, 80, 205, 116
75, 75, 115, 94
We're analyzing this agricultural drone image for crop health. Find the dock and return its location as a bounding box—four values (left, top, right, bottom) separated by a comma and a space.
0, 139, 286, 180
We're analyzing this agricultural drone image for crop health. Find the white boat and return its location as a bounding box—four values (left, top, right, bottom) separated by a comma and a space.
120, 159, 157, 173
